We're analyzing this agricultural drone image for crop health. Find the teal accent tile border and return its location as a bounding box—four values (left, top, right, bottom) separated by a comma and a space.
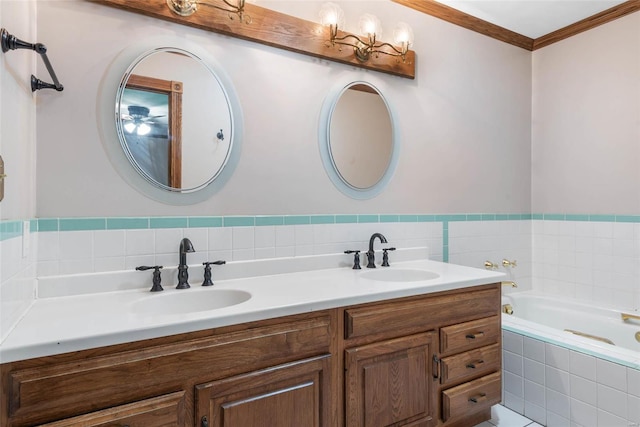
107, 217, 150, 230
150, 217, 188, 229
565, 214, 589, 221
60, 218, 106, 231
442, 221, 449, 263
256, 216, 284, 226
615, 215, 640, 223
310, 215, 335, 225
188, 217, 223, 228
224, 217, 255, 227
0, 221, 22, 241
38, 218, 59, 232
336, 215, 357, 224
358, 214, 379, 223
380, 215, 399, 223
284, 216, 310, 225
6, 212, 638, 240
590, 214, 616, 222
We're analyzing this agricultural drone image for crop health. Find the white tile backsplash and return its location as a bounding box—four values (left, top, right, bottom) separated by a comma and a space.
532, 219, 640, 310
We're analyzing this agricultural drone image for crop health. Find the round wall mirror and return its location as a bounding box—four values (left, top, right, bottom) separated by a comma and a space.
98, 39, 243, 205
319, 78, 399, 199
117, 47, 233, 193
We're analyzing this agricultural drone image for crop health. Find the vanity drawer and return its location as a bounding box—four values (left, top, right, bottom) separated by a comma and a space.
439, 316, 500, 355
441, 371, 501, 422
440, 343, 500, 386
38, 391, 186, 426
345, 286, 500, 341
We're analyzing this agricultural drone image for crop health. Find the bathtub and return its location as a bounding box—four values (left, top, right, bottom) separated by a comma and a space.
500, 291, 640, 426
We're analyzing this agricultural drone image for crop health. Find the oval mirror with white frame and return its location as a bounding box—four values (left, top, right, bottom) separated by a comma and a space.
98, 38, 243, 205
319, 78, 399, 199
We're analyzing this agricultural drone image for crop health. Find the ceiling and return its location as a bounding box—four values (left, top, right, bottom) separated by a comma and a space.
435, 0, 628, 39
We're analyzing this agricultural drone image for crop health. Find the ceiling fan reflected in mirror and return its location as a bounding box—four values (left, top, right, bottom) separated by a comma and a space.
121, 105, 165, 136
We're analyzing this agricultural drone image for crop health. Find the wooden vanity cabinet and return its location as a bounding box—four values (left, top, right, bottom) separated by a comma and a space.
342, 283, 501, 427
0, 283, 501, 427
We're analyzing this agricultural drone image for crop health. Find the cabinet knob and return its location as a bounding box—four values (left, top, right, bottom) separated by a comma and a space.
201, 415, 209, 427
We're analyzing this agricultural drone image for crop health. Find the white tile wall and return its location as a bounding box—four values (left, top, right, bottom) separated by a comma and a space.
449, 220, 532, 291
503, 330, 640, 427
0, 231, 37, 343
35, 222, 442, 276
532, 220, 640, 310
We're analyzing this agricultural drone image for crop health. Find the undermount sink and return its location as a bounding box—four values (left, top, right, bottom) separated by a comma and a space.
134, 289, 251, 316
360, 268, 440, 283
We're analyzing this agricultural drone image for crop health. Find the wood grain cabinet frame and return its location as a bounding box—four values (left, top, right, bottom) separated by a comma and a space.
1, 283, 502, 427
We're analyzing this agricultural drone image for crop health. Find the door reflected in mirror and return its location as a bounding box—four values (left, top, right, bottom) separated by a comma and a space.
329, 83, 393, 190
116, 48, 233, 193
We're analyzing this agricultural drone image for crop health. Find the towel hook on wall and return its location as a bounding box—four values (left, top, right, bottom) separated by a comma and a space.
1, 28, 64, 92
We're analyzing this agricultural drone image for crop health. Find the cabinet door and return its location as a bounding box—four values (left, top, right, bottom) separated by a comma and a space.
345, 332, 437, 427
38, 391, 186, 426
196, 355, 331, 427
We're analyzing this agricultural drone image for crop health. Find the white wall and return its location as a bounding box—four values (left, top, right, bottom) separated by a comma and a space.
34, 0, 532, 217
0, 0, 38, 342
531, 13, 640, 310
532, 12, 640, 215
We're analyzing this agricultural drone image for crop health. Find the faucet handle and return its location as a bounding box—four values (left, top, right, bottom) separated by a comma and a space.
381, 247, 396, 267
502, 259, 517, 268
344, 250, 362, 270
484, 261, 499, 270
202, 261, 226, 286
136, 265, 164, 292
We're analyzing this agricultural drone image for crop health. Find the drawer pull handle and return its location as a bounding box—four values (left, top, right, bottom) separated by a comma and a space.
469, 392, 487, 403
466, 360, 484, 369
466, 332, 485, 339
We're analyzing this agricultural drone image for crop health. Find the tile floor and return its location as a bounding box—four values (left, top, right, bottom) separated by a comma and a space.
474, 405, 542, 427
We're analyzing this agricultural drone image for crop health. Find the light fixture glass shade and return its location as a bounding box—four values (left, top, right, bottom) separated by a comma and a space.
393, 22, 414, 48
137, 123, 151, 136
358, 13, 381, 40
124, 122, 136, 133
319, 2, 345, 29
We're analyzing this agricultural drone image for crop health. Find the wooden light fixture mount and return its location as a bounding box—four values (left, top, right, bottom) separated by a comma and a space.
95, 0, 416, 79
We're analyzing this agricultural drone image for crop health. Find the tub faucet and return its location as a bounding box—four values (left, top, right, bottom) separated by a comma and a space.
502, 281, 517, 288
366, 233, 388, 268
177, 238, 195, 289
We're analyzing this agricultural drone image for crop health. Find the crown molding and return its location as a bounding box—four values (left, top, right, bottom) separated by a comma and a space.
392, 0, 533, 50
532, 0, 640, 50
393, 0, 640, 51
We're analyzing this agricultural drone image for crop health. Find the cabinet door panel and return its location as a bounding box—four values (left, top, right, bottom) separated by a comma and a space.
345, 332, 437, 427
196, 355, 331, 427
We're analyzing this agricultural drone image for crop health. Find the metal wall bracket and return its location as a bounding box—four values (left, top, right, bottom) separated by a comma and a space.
1, 28, 64, 92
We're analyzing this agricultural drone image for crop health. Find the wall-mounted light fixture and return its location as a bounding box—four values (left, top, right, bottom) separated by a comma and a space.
166, 0, 251, 23
319, 3, 414, 63
0, 28, 64, 92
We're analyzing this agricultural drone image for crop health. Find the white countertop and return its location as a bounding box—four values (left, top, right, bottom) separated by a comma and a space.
0, 256, 504, 363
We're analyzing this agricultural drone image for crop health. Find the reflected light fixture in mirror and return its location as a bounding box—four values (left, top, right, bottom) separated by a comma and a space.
319, 2, 414, 63
166, 0, 251, 23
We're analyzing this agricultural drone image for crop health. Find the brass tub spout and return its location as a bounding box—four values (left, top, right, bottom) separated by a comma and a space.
502, 281, 517, 288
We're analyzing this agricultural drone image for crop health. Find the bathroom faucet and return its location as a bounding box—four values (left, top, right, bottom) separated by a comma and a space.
366, 233, 388, 268
177, 238, 195, 289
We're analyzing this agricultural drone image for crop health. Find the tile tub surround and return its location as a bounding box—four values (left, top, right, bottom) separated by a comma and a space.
502, 330, 640, 427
